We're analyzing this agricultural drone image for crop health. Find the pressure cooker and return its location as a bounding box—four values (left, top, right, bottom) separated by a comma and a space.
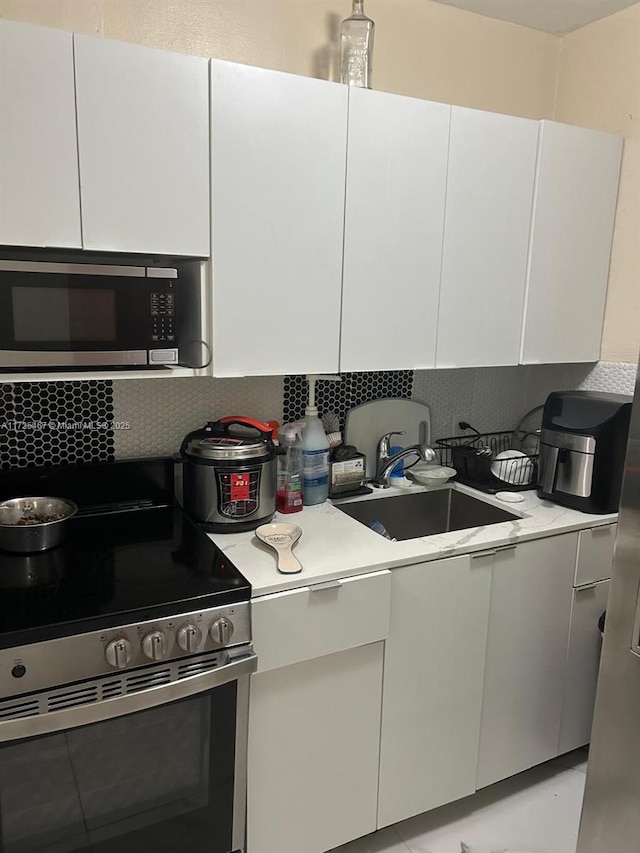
180, 416, 277, 532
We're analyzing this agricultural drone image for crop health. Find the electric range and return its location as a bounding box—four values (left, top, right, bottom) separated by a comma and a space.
0, 457, 254, 853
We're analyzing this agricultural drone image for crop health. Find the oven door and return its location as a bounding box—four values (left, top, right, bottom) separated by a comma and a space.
0, 650, 256, 853
0, 261, 177, 368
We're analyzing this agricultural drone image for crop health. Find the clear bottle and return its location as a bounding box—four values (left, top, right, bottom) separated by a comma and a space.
277, 423, 304, 514
301, 377, 330, 506
340, 0, 375, 89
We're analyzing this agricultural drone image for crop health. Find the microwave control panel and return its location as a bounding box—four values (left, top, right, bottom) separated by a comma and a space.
150, 289, 175, 343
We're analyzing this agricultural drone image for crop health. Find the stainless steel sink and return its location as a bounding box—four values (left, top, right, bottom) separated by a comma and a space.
334, 488, 520, 541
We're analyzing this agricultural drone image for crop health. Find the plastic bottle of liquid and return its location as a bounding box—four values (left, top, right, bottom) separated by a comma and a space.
276, 422, 303, 514
301, 376, 331, 505
388, 444, 405, 486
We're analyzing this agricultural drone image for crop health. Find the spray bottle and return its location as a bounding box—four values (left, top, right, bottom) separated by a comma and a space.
301, 375, 339, 505
276, 422, 304, 514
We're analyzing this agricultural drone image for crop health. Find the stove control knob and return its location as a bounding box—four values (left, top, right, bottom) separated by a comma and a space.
177, 624, 200, 653
105, 638, 132, 669
210, 616, 234, 646
142, 631, 167, 661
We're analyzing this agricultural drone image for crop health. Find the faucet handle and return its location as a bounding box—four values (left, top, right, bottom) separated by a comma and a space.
378, 430, 407, 459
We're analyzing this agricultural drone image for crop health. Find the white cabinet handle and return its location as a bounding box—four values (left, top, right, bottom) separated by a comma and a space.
575, 582, 597, 592
471, 544, 517, 560
309, 580, 342, 592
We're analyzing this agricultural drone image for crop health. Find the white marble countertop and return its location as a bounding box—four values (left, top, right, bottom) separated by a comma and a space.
209, 481, 617, 598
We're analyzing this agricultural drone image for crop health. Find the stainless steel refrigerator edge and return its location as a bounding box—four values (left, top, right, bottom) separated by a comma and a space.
577, 364, 640, 852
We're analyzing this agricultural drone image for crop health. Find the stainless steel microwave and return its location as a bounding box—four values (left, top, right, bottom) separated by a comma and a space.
0, 260, 184, 369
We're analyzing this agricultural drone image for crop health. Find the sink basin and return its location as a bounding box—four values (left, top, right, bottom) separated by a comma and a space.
334, 488, 520, 541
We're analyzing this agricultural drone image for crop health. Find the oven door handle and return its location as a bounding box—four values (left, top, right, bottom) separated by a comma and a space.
0, 652, 258, 743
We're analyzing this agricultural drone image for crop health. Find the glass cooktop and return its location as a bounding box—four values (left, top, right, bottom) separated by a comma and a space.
0, 459, 250, 649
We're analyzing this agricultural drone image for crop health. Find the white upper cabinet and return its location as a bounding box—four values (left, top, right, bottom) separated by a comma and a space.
210, 61, 348, 377
0, 24, 623, 370
340, 88, 450, 372
520, 121, 622, 364
436, 107, 538, 368
74, 35, 209, 256
0, 20, 81, 249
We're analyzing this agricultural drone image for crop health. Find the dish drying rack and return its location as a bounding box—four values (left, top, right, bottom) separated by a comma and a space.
435, 429, 539, 494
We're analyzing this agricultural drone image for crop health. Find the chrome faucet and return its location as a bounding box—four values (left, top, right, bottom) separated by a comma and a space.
373, 431, 437, 488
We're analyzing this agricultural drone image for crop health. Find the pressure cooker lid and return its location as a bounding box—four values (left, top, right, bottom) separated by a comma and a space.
184, 435, 271, 461
181, 417, 275, 461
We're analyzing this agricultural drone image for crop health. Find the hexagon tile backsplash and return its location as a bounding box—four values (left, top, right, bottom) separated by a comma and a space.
0, 381, 115, 470
0, 362, 636, 469
112, 376, 284, 459
113, 371, 415, 460
283, 371, 414, 426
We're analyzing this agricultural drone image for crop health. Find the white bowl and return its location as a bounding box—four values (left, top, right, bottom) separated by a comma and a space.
410, 464, 457, 486
490, 450, 534, 485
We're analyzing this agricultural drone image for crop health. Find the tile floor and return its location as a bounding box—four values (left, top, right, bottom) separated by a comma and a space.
330, 749, 588, 853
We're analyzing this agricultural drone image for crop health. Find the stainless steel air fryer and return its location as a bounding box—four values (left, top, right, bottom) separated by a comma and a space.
538, 390, 632, 514
181, 416, 276, 532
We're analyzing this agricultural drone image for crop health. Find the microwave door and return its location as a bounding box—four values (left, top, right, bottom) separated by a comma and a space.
0, 263, 171, 368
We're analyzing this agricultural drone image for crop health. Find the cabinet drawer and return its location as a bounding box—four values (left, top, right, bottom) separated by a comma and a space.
252, 570, 391, 673
575, 525, 617, 587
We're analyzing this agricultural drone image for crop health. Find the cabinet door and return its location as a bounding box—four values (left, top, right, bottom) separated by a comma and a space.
247, 642, 383, 853
477, 535, 577, 789
436, 107, 538, 368
378, 554, 492, 827
340, 89, 450, 371
559, 579, 610, 754
520, 121, 622, 364
575, 524, 616, 586
0, 20, 81, 248
74, 35, 209, 256
210, 61, 347, 377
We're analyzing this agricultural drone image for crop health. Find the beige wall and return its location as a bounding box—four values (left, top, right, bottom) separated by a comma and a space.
0, 0, 637, 360
555, 3, 640, 363
0, 0, 559, 117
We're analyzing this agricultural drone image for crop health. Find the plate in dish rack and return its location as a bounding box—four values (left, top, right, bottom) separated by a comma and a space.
490, 450, 534, 485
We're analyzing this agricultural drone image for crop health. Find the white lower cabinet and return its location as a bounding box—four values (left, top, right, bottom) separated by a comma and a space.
247, 529, 616, 852
559, 579, 610, 754
247, 642, 384, 853
377, 553, 493, 827
246, 571, 391, 853
476, 534, 578, 788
